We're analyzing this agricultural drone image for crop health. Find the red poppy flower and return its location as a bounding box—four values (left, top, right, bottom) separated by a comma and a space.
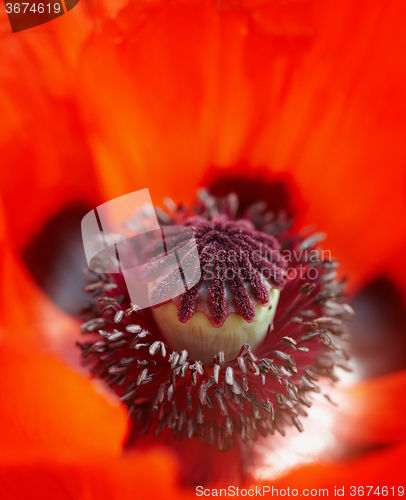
1, 0, 406, 498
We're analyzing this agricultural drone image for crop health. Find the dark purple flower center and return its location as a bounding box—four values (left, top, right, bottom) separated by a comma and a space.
166, 215, 286, 326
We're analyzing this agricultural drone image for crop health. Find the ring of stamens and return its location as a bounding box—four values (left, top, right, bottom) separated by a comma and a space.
78, 191, 353, 450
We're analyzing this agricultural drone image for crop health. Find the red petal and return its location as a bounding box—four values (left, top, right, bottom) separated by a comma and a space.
337, 369, 406, 446
0, 200, 80, 352
0, 11, 100, 250
0, 345, 127, 464
269, 442, 406, 488
0, 451, 185, 500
